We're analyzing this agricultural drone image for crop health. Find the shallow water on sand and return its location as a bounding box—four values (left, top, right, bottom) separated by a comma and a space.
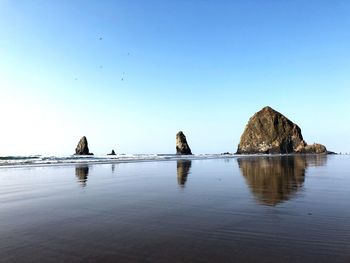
0, 155, 349, 263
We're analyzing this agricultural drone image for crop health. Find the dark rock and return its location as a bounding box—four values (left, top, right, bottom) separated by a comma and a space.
75, 136, 93, 155
107, 149, 116, 156
176, 131, 192, 155
236, 106, 327, 154
294, 143, 327, 154
327, 151, 337, 155
221, 152, 232, 155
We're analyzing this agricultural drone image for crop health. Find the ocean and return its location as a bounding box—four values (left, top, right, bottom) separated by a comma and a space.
0, 155, 349, 262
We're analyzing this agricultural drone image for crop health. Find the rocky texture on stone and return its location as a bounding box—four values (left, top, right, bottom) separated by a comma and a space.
295, 143, 327, 154
236, 106, 327, 154
107, 149, 116, 156
75, 136, 93, 155
176, 131, 192, 155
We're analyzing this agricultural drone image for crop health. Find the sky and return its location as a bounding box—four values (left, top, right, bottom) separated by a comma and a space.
0, 0, 349, 155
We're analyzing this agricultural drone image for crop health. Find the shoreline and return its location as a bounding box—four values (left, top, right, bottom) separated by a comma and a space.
0, 153, 338, 169
0, 154, 235, 169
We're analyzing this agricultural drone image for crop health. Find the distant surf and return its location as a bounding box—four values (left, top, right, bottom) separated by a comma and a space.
0, 154, 235, 167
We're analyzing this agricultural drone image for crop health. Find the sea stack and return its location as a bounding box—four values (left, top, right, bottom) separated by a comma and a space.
107, 150, 116, 156
75, 136, 93, 155
236, 106, 327, 154
176, 131, 192, 155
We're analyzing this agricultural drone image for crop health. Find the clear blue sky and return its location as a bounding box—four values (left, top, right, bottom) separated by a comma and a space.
0, 0, 349, 155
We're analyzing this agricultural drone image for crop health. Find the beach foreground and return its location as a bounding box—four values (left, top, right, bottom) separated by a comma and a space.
0, 155, 349, 263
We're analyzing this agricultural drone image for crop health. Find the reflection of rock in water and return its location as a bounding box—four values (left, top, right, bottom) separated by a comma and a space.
75, 166, 89, 187
237, 155, 327, 206
303, 154, 328, 167
111, 164, 116, 173
177, 160, 192, 187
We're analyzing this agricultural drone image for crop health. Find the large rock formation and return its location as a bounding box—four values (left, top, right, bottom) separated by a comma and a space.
75, 136, 93, 155
236, 106, 327, 154
176, 131, 192, 155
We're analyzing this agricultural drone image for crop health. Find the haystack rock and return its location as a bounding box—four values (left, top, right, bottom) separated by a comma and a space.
236, 106, 327, 154
176, 131, 192, 155
75, 136, 93, 155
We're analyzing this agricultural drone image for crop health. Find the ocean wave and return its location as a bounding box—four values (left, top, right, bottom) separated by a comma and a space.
0, 154, 235, 167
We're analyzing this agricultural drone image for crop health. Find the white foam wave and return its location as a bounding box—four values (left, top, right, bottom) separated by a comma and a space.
0, 153, 235, 167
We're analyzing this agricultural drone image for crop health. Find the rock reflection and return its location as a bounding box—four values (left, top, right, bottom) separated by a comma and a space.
75, 166, 89, 187
177, 160, 192, 187
303, 154, 328, 167
237, 155, 327, 206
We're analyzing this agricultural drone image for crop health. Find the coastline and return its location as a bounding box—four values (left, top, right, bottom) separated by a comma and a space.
0, 153, 337, 169
0, 154, 235, 169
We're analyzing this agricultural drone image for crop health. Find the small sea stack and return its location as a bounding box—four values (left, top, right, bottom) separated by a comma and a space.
107, 149, 116, 156
176, 131, 192, 155
75, 136, 93, 155
236, 106, 327, 154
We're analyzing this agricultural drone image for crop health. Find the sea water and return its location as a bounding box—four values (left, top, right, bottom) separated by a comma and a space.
0, 155, 349, 262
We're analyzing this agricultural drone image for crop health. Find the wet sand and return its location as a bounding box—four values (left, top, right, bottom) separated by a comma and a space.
0, 155, 349, 262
